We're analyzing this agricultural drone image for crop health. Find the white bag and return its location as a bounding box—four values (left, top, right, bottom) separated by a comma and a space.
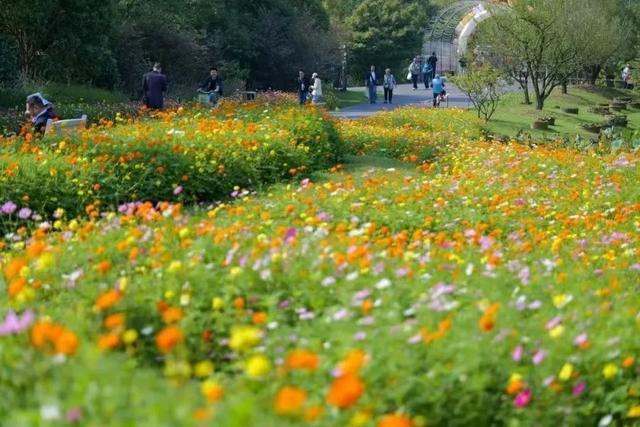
406, 71, 412, 81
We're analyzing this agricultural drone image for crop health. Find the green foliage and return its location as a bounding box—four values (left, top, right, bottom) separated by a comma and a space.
452, 65, 504, 122
347, 0, 432, 78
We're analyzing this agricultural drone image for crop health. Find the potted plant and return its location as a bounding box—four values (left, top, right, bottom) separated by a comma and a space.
538, 116, 556, 126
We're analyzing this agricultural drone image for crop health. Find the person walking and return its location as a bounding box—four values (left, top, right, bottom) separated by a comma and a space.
365, 65, 378, 104
427, 52, 438, 81
409, 57, 420, 90
422, 62, 433, 89
622, 64, 631, 89
310, 72, 323, 104
432, 74, 445, 107
383, 68, 396, 104
200, 67, 223, 104
297, 70, 310, 105
143, 62, 168, 110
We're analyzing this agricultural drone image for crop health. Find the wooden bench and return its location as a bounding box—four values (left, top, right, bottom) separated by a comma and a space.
238, 91, 256, 101
45, 115, 87, 137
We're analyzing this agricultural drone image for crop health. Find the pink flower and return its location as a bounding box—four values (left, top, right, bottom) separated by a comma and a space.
532, 349, 547, 365
512, 345, 524, 362
0, 310, 34, 336
574, 333, 588, 346
572, 382, 586, 396
173, 185, 183, 195
514, 389, 532, 407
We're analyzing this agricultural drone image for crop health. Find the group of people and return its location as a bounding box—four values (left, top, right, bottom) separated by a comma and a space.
364, 52, 448, 107
297, 71, 323, 105
408, 52, 438, 90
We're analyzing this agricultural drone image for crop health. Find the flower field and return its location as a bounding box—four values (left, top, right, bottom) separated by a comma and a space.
1, 104, 639, 426
0, 100, 341, 233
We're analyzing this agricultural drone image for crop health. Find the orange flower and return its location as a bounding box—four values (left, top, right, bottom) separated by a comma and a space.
233, 297, 245, 310
506, 379, 525, 395
98, 334, 121, 351
326, 374, 365, 409
378, 414, 414, 427
5, 258, 26, 280
623, 356, 635, 369
95, 290, 122, 311
338, 350, 368, 376
103, 313, 126, 330
55, 330, 79, 355
274, 386, 307, 415
252, 311, 267, 325
162, 307, 184, 324
304, 405, 324, 422
96, 260, 112, 274
156, 326, 184, 353
25, 240, 46, 259
8, 278, 27, 298
478, 314, 495, 332
286, 350, 320, 371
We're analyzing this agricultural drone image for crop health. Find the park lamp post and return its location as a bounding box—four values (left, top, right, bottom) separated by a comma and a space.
340, 44, 348, 92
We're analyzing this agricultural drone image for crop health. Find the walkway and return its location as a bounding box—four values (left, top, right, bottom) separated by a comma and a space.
331, 83, 472, 119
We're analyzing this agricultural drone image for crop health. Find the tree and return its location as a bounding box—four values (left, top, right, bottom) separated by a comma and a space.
347, 0, 432, 78
452, 65, 504, 122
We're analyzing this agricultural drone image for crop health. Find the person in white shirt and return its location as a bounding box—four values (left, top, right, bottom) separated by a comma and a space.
310, 72, 323, 104
622, 64, 631, 89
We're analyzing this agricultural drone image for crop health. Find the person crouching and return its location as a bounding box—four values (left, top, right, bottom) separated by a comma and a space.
25, 93, 58, 134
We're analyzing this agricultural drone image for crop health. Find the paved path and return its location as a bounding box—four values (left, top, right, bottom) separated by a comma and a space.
331, 83, 473, 119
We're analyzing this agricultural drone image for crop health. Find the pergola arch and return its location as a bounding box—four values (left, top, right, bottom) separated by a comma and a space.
423, 1, 506, 74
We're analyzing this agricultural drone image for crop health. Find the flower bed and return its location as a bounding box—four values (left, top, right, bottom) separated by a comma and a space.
0, 135, 639, 425
0, 101, 342, 231
337, 107, 483, 162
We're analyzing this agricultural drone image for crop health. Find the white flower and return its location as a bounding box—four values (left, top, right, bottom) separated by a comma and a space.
598, 415, 613, 427
40, 404, 61, 421
375, 278, 391, 290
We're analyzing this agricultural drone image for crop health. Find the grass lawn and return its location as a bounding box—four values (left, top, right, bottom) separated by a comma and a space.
488, 86, 640, 139
330, 88, 368, 109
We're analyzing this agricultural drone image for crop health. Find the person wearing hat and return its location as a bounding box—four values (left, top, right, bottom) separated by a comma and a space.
25, 93, 59, 134
431, 74, 446, 107
143, 62, 168, 110
310, 72, 323, 104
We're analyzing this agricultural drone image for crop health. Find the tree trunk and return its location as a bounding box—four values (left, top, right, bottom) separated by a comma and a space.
522, 75, 531, 104
561, 81, 567, 94
536, 98, 544, 110
588, 65, 601, 85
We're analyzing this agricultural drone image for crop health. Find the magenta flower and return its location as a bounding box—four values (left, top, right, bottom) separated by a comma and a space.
0, 310, 34, 336
574, 333, 588, 346
572, 382, 586, 396
514, 389, 532, 407
66, 408, 82, 423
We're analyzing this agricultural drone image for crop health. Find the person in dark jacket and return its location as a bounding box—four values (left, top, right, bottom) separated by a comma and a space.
143, 63, 168, 110
427, 52, 438, 81
365, 65, 378, 104
297, 70, 310, 105
201, 67, 223, 103
25, 93, 59, 134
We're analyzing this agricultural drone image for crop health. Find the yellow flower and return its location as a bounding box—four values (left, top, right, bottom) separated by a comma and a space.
549, 325, 564, 338
167, 261, 182, 274
349, 411, 372, 427
603, 363, 618, 380
628, 405, 640, 418
245, 354, 271, 378
229, 326, 261, 352
211, 297, 224, 310
558, 363, 574, 381
552, 294, 573, 309
123, 329, 138, 344
194, 360, 215, 378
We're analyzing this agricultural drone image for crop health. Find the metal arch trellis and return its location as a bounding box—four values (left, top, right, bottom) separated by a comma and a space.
423, 1, 488, 75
